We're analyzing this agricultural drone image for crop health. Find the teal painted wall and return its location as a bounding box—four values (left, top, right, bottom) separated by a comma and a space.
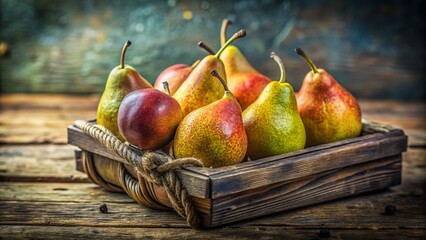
0, 0, 425, 99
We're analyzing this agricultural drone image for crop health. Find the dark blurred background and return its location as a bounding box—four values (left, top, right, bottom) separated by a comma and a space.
1, 0, 425, 99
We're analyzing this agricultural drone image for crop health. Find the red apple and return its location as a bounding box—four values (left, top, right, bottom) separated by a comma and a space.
118, 88, 183, 150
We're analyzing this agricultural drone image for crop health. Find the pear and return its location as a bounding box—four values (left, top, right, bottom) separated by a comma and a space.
173, 30, 246, 117
219, 19, 271, 110
243, 52, 306, 160
173, 70, 248, 168
295, 48, 362, 147
97, 40, 152, 140
153, 60, 200, 95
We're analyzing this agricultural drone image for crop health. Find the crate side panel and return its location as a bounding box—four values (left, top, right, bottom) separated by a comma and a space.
188, 132, 386, 176
210, 134, 407, 199
209, 154, 402, 227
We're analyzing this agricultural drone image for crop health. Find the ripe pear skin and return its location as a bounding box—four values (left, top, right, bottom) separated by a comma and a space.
153, 64, 192, 95
243, 53, 306, 160
97, 64, 152, 141
221, 46, 270, 110
173, 29, 246, 117
297, 69, 362, 147
173, 71, 248, 168
153, 60, 199, 95
172, 56, 226, 117
118, 88, 183, 150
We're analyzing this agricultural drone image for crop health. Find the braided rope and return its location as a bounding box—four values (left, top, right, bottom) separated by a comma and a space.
74, 120, 203, 228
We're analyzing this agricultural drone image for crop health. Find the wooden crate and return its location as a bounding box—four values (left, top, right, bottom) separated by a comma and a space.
68, 120, 407, 227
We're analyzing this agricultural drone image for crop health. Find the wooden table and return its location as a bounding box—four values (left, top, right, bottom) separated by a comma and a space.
0, 94, 425, 239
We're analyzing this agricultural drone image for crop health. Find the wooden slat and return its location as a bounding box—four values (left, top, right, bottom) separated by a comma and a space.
0, 183, 133, 203
0, 95, 97, 144
0, 180, 424, 229
0, 94, 99, 111
1, 226, 424, 240
208, 133, 407, 199
187, 131, 388, 175
0, 145, 88, 183
209, 155, 402, 227
0, 201, 185, 228
243, 184, 426, 229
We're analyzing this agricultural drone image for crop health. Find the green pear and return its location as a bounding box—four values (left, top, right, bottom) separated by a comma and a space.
173, 30, 246, 117
97, 40, 152, 141
295, 48, 362, 147
243, 52, 306, 160
173, 70, 248, 168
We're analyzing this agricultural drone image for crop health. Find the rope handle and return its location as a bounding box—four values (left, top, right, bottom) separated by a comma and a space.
73, 120, 203, 228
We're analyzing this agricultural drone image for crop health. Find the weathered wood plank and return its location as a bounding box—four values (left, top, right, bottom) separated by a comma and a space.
0, 225, 425, 240
0, 145, 88, 183
210, 155, 402, 227
189, 132, 389, 175
208, 133, 406, 199
243, 184, 426, 228
0, 94, 97, 144
193, 128, 403, 176
0, 201, 184, 228
0, 94, 99, 110
0, 183, 133, 203
0, 180, 424, 229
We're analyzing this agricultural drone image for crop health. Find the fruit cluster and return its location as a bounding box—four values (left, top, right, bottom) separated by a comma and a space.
96, 19, 362, 168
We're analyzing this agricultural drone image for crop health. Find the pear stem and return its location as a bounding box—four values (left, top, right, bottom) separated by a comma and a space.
190, 59, 201, 69
295, 48, 318, 73
198, 41, 216, 55
220, 19, 232, 46
120, 40, 131, 69
210, 70, 230, 92
162, 81, 171, 96
270, 52, 286, 83
215, 29, 246, 59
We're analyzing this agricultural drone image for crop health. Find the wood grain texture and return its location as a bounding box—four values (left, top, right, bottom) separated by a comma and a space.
0, 94, 97, 144
0, 145, 88, 183
210, 155, 401, 227
0, 182, 424, 229
0, 183, 133, 203
0, 94, 424, 238
1, 226, 425, 240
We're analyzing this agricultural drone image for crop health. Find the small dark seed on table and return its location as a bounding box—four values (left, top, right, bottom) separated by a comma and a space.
100, 203, 108, 213
385, 204, 396, 215
319, 229, 331, 238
